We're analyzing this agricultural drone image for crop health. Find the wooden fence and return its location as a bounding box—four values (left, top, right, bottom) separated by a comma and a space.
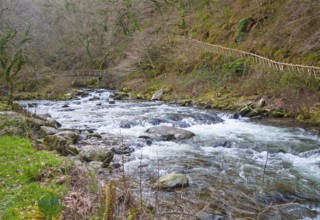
178, 36, 320, 79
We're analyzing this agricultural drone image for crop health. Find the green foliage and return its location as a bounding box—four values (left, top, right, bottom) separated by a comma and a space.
236, 18, 252, 42
0, 136, 65, 219
0, 28, 30, 105
38, 193, 62, 220
0, 102, 11, 111
222, 59, 247, 77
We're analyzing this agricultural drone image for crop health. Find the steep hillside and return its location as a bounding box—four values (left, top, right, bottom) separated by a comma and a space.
114, 0, 320, 123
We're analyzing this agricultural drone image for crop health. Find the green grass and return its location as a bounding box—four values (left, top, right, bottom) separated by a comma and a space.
0, 102, 11, 111
0, 136, 66, 219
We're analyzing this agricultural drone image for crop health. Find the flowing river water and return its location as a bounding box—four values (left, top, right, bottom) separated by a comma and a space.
21, 89, 320, 219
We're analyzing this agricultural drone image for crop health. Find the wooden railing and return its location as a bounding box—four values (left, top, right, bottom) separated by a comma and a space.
178, 36, 320, 79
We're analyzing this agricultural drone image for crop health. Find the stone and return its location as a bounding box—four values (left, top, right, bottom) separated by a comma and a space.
56, 130, 79, 144
43, 135, 79, 156
120, 120, 139, 128
40, 126, 58, 136
87, 133, 102, 139
177, 100, 193, 106
79, 145, 113, 162
113, 92, 130, 100
239, 105, 251, 117
112, 146, 134, 154
102, 151, 115, 168
146, 126, 195, 141
109, 100, 115, 104
256, 98, 266, 108
151, 88, 164, 101
268, 110, 284, 118
89, 161, 103, 169
89, 96, 100, 101
110, 162, 121, 169
156, 173, 189, 189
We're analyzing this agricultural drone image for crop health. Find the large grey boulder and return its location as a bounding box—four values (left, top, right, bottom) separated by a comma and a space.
156, 173, 189, 189
56, 130, 79, 144
146, 126, 195, 141
79, 145, 114, 162
151, 88, 163, 101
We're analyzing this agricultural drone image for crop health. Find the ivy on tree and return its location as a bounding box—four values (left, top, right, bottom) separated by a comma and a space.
0, 27, 30, 105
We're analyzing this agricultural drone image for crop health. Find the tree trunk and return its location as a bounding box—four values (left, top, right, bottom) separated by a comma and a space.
7, 78, 14, 105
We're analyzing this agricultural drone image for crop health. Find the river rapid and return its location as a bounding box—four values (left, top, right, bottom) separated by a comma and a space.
21, 89, 320, 220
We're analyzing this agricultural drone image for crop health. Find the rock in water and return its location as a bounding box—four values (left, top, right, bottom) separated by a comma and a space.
151, 88, 164, 101
79, 145, 114, 162
146, 126, 195, 141
156, 173, 189, 189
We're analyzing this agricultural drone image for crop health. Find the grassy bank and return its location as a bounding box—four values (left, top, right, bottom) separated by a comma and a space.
0, 108, 105, 219
0, 136, 66, 219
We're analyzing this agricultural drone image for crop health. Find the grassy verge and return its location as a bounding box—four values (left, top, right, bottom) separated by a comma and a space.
0, 136, 67, 219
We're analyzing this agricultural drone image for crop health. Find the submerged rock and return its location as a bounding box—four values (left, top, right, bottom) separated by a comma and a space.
146, 126, 195, 141
156, 173, 189, 189
89, 96, 100, 101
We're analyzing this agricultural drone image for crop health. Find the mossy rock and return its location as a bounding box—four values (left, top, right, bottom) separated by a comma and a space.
43, 134, 79, 156
113, 92, 130, 100
268, 110, 285, 118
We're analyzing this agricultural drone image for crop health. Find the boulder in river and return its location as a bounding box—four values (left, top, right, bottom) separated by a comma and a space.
146, 126, 195, 141
56, 130, 79, 144
112, 146, 134, 154
79, 145, 114, 162
156, 173, 189, 189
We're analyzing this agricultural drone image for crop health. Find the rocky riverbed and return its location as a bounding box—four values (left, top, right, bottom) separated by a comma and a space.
20, 89, 320, 219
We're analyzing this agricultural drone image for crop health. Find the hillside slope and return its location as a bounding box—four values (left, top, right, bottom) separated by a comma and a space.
113, 0, 320, 123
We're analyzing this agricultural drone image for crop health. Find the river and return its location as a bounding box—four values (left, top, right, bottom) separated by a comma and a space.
21, 89, 320, 220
